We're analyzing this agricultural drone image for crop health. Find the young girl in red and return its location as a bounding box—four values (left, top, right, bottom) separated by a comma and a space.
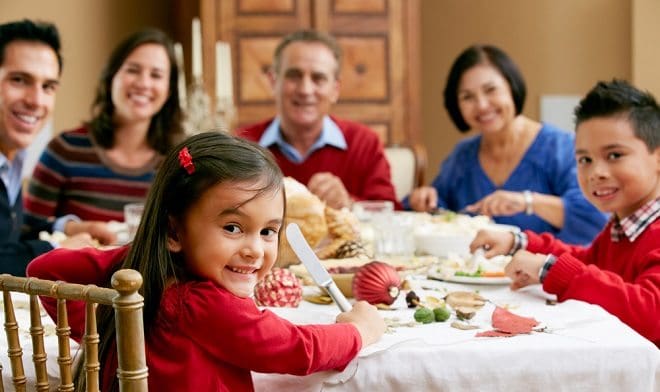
27, 132, 385, 391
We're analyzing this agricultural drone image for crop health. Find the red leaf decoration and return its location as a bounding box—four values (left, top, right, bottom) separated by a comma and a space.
476, 306, 539, 337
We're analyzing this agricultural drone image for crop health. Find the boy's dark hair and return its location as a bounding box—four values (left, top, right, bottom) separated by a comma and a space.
89, 28, 184, 154
273, 29, 342, 77
74, 131, 284, 392
0, 19, 62, 74
443, 44, 526, 133
575, 79, 660, 151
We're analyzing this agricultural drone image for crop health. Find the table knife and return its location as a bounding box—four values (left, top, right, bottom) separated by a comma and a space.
285, 223, 353, 312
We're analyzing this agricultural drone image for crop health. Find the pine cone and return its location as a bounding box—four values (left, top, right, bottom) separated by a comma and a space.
334, 240, 368, 259
316, 238, 369, 259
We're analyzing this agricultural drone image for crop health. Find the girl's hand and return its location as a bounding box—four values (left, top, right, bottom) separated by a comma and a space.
408, 186, 438, 212
336, 301, 385, 347
470, 229, 515, 258
504, 250, 547, 290
464, 190, 526, 217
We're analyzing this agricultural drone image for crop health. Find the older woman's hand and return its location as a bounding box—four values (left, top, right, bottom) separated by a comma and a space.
464, 190, 526, 217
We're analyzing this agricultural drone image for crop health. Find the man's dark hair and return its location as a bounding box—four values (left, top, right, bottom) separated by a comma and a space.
0, 19, 62, 74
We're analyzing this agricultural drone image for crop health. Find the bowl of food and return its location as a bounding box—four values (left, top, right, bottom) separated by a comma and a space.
413, 226, 474, 257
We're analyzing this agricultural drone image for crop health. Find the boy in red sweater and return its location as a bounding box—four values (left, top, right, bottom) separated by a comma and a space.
471, 79, 660, 345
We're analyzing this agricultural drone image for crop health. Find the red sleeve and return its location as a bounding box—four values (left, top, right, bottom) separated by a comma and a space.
542, 250, 660, 345
178, 282, 362, 374
524, 229, 592, 260
26, 246, 129, 341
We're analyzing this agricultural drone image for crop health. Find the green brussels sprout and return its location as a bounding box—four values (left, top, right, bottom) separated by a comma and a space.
433, 306, 451, 322
414, 307, 435, 324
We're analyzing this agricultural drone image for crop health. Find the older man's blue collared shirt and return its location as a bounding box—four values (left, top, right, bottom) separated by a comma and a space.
0, 150, 26, 207
258, 116, 347, 163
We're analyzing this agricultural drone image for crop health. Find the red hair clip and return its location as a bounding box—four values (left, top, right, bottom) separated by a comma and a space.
178, 147, 195, 175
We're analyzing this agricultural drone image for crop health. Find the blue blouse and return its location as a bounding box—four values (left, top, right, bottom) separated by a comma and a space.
405, 123, 607, 245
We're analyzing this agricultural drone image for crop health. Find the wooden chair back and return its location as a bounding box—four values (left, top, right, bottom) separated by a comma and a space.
0, 269, 147, 392
384, 143, 427, 200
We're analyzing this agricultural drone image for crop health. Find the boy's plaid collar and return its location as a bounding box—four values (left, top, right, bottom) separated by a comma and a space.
611, 196, 660, 242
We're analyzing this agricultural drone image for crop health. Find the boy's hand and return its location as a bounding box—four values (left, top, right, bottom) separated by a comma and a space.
470, 229, 515, 258
336, 300, 385, 347
504, 250, 547, 290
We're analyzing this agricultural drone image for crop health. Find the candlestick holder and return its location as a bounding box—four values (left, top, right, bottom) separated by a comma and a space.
183, 78, 226, 134
215, 96, 236, 133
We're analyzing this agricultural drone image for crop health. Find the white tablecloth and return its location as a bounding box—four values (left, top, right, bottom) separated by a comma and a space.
3, 282, 658, 391
253, 279, 660, 392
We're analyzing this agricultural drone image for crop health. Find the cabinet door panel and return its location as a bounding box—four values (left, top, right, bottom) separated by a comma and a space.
237, 36, 279, 103
333, 0, 386, 14
337, 35, 388, 102
238, 0, 295, 13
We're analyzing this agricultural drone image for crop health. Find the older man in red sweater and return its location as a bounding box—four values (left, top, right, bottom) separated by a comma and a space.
236, 30, 397, 209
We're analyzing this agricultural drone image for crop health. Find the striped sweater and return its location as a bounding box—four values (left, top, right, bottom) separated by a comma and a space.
23, 126, 161, 225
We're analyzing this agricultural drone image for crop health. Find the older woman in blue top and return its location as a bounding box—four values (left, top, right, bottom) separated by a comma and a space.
406, 44, 607, 245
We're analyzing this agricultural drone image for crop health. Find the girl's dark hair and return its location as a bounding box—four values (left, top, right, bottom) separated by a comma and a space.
574, 79, 660, 151
88, 28, 184, 154
74, 131, 284, 392
443, 44, 527, 132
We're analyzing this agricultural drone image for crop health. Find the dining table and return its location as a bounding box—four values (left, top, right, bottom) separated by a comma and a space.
252, 277, 660, 392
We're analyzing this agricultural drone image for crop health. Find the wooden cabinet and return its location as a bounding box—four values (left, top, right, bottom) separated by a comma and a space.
177, 0, 421, 145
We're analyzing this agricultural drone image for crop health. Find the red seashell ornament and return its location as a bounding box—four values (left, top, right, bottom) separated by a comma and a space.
254, 268, 303, 307
352, 261, 401, 305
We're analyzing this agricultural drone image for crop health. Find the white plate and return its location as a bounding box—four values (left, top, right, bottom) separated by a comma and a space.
427, 271, 511, 285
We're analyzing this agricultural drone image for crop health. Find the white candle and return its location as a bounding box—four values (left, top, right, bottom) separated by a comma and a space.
215, 41, 233, 104
191, 18, 202, 80
173, 42, 187, 109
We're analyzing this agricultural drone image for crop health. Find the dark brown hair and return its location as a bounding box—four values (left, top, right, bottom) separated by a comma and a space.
88, 28, 184, 154
443, 44, 526, 133
575, 79, 660, 151
0, 19, 62, 74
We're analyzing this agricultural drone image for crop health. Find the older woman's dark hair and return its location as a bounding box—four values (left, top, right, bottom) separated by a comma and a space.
574, 79, 660, 151
443, 44, 527, 132
89, 28, 184, 154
